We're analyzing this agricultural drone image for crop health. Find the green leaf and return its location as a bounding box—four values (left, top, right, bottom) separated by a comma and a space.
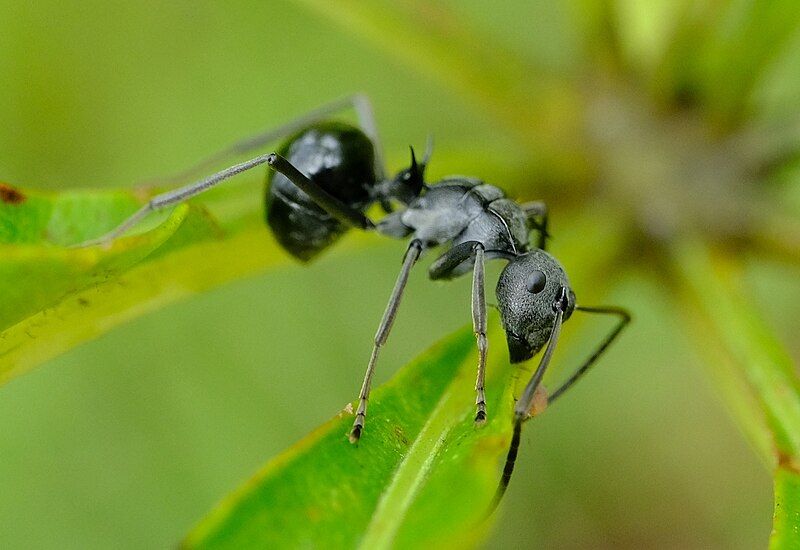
671, 239, 800, 548
0, 182, 295, 385
771, 466, 800, 550
183, 319, 514, 549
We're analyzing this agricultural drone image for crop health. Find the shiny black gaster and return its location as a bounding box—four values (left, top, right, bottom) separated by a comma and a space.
265, 122, 377, 261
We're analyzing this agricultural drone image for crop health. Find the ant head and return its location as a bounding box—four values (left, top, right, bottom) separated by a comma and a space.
496, 249, 575, 363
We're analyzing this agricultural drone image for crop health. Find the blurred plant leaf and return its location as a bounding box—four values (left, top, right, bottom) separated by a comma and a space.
671, 239, 800, 549
183, 320, 514, 550
654, 1, 800, 126
0, 187, 216, 328
0, 182, 294, 385
295, 0, 592, 186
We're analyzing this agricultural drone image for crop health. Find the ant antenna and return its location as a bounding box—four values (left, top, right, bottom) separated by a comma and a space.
489, 295, 565, 513
490, 416, 523, 511
422, 134, 434, 169
488, 303, 631, 515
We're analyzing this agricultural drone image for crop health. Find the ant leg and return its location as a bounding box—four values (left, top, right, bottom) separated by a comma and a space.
77, 95, 381, 247
472, 243, 489, 424
521, 201, 549, 250
428, 240, 488, 422
267, 154, 374, 230
77, 153, 274, 247
146, 93, 385, 188
350, 239, 423, 443
514, 287, 568, 419
77, 149, 376, 247
548, 305, 631, 403
351, 94, 386, 181
427, 240, 478, 280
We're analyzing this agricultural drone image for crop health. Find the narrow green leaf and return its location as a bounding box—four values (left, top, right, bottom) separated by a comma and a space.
183, 319, 514, 549
0, 182, 294, 385
0, 187, 212, 329
701, 1, 800, 123
676, 241, 800, 458
671, 239, 800, 547
771, 465, 800, 550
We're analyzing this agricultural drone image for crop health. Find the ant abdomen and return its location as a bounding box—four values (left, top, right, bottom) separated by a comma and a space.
265, 121, 378, 261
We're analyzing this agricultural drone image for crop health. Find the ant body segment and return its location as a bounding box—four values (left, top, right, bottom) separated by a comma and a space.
81, 95, 630, 499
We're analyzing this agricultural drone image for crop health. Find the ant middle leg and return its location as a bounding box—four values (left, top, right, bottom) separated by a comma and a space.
471, 244, 489, 423
350, 239, 423, 443
428, 240, 488, 424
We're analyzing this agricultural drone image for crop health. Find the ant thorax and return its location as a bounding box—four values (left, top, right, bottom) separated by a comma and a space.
377, 177, 530, 269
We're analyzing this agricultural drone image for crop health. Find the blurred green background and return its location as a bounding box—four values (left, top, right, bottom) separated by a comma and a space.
1, 1, 798, 548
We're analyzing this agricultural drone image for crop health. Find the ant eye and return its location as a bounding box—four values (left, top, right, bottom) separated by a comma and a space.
526, 270, 546, 294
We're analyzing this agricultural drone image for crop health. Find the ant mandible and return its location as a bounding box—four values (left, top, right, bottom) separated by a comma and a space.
80, 95, 630, 497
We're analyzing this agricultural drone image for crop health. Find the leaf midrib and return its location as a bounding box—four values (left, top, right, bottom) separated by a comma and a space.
358, 369, 464, 549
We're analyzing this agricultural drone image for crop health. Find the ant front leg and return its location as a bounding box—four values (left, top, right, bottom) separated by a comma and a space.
350, 239, 423, 443
491, 296, 630, 509
429, 240, 488, 424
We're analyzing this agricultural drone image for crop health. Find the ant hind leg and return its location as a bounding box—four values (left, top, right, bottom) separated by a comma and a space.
75, 153, 274, 247
76, 94, 384, 247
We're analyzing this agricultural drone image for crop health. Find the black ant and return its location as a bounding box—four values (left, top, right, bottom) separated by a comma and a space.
79, 95, 630, 501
